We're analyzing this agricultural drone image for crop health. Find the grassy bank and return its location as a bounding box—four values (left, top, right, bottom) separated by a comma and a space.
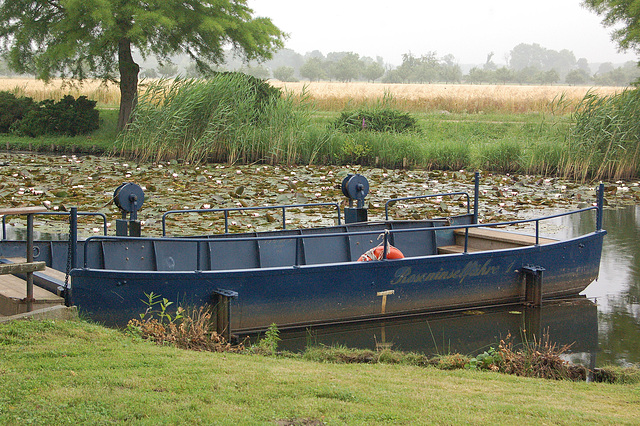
1, 319, 639, 425
0, 105, 571, 171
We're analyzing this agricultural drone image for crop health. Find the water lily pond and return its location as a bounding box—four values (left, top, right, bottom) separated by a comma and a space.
2, 152, 639, 238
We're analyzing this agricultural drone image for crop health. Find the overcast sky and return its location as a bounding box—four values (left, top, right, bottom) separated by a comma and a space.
247, 0, 638, 66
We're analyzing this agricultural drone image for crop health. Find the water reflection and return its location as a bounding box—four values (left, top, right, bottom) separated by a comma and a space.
565, 205, 640, 366
265, 299, 597, 368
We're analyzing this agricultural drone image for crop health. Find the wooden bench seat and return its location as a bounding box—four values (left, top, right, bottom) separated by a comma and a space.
436, 228, 559, 254
437, 245, 481, 254
454, 228, 557, 246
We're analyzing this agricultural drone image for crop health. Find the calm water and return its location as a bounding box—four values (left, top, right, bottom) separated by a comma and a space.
273, 206, 640, 368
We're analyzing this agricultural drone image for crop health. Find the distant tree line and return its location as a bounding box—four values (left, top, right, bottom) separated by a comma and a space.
3, 42, 638, 86
217, 42, 640, 86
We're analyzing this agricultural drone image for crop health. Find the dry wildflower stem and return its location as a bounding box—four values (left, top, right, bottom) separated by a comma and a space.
496, 332, 587, 381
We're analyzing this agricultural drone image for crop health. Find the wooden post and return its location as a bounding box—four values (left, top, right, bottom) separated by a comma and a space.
523, 265, 545, 307
0, 206, 47, 312
377, 290, 395, 314
212, 289, 238, 342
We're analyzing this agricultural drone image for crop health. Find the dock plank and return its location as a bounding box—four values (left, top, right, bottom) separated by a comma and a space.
3, 257, 67, 282
0, 274, 62, 301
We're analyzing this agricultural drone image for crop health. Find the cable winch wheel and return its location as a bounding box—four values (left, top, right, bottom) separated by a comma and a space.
341, 174, 369, 202
113, 182, 145, 214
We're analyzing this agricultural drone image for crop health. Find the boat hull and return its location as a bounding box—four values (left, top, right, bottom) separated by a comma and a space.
69, 231, 605, 332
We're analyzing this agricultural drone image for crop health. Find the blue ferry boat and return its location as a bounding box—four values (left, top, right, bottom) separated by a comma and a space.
0, 173, 606, 335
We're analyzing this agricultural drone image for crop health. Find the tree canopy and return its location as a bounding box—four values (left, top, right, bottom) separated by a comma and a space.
583, 0, 640, 54
0, 0, 285, 130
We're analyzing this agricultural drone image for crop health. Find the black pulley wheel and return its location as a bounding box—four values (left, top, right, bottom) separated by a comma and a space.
341, 174, 369, 201
113, 182, 145, 213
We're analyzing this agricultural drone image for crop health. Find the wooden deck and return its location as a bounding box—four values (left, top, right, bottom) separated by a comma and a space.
0, 257, 65, 316
438, 228, 558, 254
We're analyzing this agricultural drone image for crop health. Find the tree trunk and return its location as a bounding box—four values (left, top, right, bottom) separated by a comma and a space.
117, 38, 140, 131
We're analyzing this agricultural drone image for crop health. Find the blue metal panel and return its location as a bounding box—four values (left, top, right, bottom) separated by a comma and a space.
346, 223, 388, 261
154, 240, 200, 271
301, 228, 350, 265
208, 239, 259, 270
389, 221, 437, 257
258, 237, 299, 268
102, 240, 156, 271
435, 214, 474, 246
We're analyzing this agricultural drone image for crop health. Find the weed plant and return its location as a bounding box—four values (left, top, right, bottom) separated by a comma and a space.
126, 292, 242, 352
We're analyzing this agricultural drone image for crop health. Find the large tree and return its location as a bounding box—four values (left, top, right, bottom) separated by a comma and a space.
0, 0, 285, 130
583, 0, 640, 54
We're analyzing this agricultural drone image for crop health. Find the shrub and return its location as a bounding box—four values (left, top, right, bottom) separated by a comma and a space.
13, 95, 100, 137
333, 107, 419, 133
0, 91, 36, 133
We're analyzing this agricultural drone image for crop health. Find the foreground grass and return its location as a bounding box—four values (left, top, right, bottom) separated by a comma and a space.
1, 320, 639, 425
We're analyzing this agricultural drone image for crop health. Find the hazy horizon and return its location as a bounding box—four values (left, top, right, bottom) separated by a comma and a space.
248, 0, 638, 66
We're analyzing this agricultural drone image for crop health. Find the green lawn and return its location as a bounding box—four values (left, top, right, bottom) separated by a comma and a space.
1, 319, 639, 425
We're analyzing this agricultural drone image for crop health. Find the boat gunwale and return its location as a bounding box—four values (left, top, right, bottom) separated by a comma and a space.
72, 230, 606, 276
80, 204, 602, 269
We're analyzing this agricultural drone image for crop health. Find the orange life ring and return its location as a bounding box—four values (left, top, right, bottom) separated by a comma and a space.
358, 245, 404, 261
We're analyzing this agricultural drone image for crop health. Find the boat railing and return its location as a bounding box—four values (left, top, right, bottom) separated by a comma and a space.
161, 202, 342, 236
384, 192, 472, 221
83, 203, 603, 270
456, 204, 602, 252
1, 211, 108, 240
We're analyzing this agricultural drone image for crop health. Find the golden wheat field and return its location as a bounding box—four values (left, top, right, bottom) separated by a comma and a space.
0, 77, 625, 113
272, 81, 624, 113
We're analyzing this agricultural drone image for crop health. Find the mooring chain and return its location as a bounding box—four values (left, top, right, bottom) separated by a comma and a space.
64, 228, 72, 289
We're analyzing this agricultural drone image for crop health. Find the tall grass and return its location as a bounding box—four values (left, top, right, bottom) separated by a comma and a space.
116, 76, 312, 164
568, 88, 640, 181
7, 77, 640, 180
477, 139, 523, 173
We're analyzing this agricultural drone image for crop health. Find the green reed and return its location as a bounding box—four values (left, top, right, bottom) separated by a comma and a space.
116, 76, 312, 165
476, 139, 522, 174
568, 88, 640, 181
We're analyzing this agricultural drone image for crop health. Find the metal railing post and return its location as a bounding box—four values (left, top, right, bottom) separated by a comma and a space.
70, 207, 78, 270
26, 213, 34, 312
597, 183, 604, 231
473, 171, 480, 224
